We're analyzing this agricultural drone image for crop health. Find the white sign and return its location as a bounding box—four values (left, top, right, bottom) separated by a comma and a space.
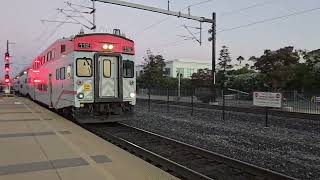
253, 92, 282, 108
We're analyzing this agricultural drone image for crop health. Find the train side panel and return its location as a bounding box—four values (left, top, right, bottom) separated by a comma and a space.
29, 52, 76, 109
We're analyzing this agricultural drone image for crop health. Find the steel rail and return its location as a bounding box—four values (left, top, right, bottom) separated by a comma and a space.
83, 123, 296, 180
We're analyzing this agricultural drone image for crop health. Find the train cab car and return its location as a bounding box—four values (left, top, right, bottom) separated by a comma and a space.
13, 69, 29, 96
23, 31, 136, 123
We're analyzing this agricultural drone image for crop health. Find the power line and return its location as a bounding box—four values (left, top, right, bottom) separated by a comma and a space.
218, 7, 320, 33
34, 11, 62, 42
136, 0, 214, 35
36, 0, 90, 54
183, 0, 214, 10
221, 0, 279, 16
158, 6, 320, 49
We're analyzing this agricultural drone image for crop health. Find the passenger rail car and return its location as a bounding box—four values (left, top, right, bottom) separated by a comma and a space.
14, 32, 136, 123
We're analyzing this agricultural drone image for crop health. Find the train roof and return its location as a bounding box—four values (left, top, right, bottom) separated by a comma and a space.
75, 33, 134, 42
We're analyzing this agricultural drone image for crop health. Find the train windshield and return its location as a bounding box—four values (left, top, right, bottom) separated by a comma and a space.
103, 59, 111, 78
76, 58, 92, 77
123, 60, 134, 78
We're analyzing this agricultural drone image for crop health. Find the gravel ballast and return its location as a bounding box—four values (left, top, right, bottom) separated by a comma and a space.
123, 102, 320, 180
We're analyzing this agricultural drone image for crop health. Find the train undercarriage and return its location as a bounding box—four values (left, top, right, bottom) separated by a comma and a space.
59, 102, 134, 123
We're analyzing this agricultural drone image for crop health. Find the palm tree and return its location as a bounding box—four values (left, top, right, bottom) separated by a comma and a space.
236, 56, 245, 67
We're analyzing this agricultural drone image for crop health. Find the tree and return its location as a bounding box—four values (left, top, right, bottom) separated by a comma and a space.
228, 73, 269, 93
191, 68, 212, 87
252, 46, 299, 91
287, 49, 320, 91
217, 46, 233, 88
191, 69, 213, 103
218, 46, 233, 72
300, 49, 320, 67
229, 66, 255, 76
139, 49, 166, 88
236, 56, 245, 66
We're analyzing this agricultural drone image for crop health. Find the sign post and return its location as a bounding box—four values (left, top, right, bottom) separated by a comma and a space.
265, 107, 269, 127
253, 92, 282, 127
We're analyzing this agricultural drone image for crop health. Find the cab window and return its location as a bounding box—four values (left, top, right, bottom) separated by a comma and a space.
103, 60, 111, 78
76, 58, 92, 77
123, 60, 134, 78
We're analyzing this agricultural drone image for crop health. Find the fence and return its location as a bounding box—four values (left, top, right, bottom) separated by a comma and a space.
137, 88, 320, 115
282, 91, 320, 114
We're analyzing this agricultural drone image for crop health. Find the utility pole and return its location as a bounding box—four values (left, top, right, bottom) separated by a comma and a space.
6, 40, 9, 54
92, 0, 96, 32
208, 13, 216, 103
212, 12, 216, 102
177, 70, 181, 101
94, 0, 216, 102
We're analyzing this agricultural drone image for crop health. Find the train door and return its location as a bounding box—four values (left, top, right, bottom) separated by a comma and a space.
98, 56, 119, 98
48, 74, 53, 108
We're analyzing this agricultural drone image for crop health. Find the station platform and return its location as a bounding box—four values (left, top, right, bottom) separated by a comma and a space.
0, 96, 178, 180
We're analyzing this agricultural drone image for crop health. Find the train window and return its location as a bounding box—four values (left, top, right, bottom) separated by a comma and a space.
103, 60, 111, 78
60, 67, 66, 80
56, 69, 60, 80
76, 58, 92, 77
43, 84, 48, 91
66, 65, 72, 79
61, 45, 66, 53
52, 50, 55, 59
48, 52, 51, 60
123, 60, 134, 78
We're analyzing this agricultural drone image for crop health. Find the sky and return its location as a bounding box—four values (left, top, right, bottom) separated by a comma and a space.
0, 0, 319, 77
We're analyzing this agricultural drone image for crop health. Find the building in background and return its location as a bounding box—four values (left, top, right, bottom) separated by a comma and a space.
136, 59, 211, 79
136, 64, 145, 77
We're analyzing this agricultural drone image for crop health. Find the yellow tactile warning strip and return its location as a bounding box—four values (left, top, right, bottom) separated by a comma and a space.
0, 97, 179, 180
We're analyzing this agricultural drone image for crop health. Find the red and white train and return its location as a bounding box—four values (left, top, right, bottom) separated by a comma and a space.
14, 30, 136, 123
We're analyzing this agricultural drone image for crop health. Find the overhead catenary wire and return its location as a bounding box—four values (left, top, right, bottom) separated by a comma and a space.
34, 11, 62, 42
218, 7, 320, 33
158, 6, 320, 49
170, 0, 283, 48
65, 2, 95, 26
36, 0, 90, 54
136, 0, 215, 35
220, 0, 280, 16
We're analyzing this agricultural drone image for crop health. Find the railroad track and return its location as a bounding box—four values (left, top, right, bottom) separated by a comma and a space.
83, 122, 296, 180
138, 99, 320, 120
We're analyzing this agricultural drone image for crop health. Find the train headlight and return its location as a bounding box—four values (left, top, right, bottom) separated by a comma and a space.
129, 92, 136, 98
102, 44, 109, 50
77, 93, 84, 99
102, 44, 114, 50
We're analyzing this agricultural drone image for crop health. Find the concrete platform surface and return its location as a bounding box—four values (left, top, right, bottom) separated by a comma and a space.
0, 96, 179, 180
